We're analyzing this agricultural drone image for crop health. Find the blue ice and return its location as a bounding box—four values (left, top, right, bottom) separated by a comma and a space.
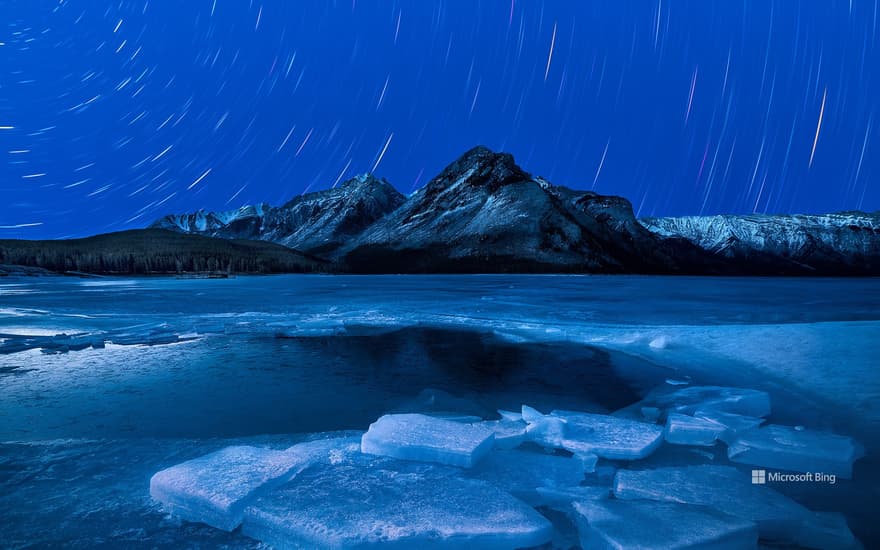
636, 385, 771, 418
572, 498, 759, 550
149, 437, 359, 531
360, 413, 495, 468
726, 424, 864, 479
612, 465, 855, 546
478, 419, 527, 449
664, 412, 726, 446
523, 406, 664, 460
466, 449, 588, 505
241, 456, 553, 550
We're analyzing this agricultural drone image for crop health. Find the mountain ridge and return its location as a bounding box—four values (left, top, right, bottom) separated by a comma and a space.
143, 146, 880, 276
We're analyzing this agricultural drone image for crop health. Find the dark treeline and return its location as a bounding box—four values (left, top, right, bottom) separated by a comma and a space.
0, 229, 328, 275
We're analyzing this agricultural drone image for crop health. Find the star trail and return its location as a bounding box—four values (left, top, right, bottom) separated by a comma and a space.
0, 0, 878, 239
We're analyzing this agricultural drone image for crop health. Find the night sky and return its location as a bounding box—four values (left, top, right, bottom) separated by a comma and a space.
1, 1, 878, 239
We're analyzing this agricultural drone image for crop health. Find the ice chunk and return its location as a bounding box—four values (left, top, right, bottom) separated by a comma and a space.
641, 385, 771, 418
149, 438, 359, 531
429, 413, 484, 423
726, 424, 864, 478
795, 512, 859, 550
242, 459, 553, 550
535, 485, 610, 509
575, 452, 599, 472
497, 409, 522, 422
478, 419, 527, 450
361, 413, 495, 468
524, 407, 664, 460
614, 465, 811, 542
649, 335, 669, 349
521, 404, 545, 423
641, 406, 661, 422
665, 413, 725, 446
572, 499, 758, 550
523, 412, 567, 448
693, 409, 765, 444
467, 449, 587, 505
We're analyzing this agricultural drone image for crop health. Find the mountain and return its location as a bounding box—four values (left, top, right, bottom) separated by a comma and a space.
152, 204, 271, 240
0, 229, 327, 275
340, 146, 706, 273
152, 175, 405, 256
145, 146, 880, 276
641, 212, 880, 275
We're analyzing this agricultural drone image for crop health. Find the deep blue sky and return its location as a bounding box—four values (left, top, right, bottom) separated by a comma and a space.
1, 1, 878, 239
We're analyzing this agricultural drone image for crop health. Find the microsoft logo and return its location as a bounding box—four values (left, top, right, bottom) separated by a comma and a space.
751, 469, 766, 484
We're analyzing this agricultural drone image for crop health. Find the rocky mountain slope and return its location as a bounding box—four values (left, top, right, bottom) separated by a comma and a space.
341, 147, 706, 273
149, 146, 880, 275
153, 175, 405, 256
641, 212, 880, 275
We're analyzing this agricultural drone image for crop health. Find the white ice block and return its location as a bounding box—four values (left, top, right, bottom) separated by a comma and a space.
478, 419, 527, 450
726, 424, 864, 479
467, 449, 587, 505
524, 407, 664, 460
794, 512, 859, 550
149, 438, 359, 531
644, 385, 771, 418
535, 485, 611, 509
361, 413, 495, 468
693, 408, 765, 444
573, 499, 758, 550
497, 409, 523, 422
614, 465, 812, 542
665, 413, 725, 446
242, 459, 553, 550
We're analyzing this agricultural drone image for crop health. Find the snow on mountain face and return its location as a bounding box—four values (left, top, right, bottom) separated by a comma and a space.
341, 146, 694, 273
262, 175, 406, 255
641, 212, 880, 274
151, 175, 405, 255
150, 146, 880, 275
152, 204, 268, 235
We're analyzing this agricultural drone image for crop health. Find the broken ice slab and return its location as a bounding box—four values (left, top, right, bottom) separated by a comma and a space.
572, 499, 758, 550
635, 385, 771, 419
523, 406, 664, 460
614, 465, 812, 542
428, 413, 484, 423
795, 512, 860, 550
149, 438, 360, 531
726, 424, 864, 479
522, 407, 567, 447
693, 408, 765, 444
478, 419, 527, 449
665, 413, 725, 446
641, 406, 662, 422
497, 409, 522, 422
361, 413, 495, 468
0, 331, 108, 355
241, 459, 553, 550
535, 485, 611, 509
466, 449, 588, 505
575, 452, 599, 472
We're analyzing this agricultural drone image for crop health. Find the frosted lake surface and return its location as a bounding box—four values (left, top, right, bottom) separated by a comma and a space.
1, 274, 878, 547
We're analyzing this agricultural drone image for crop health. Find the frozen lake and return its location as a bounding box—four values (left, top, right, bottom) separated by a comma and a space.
1, 274, 879, 547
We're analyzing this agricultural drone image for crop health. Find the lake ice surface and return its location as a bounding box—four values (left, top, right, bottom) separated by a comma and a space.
1, 274, 878, 547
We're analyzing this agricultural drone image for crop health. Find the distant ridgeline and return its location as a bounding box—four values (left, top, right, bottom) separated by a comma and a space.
4, 147, 880, 275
